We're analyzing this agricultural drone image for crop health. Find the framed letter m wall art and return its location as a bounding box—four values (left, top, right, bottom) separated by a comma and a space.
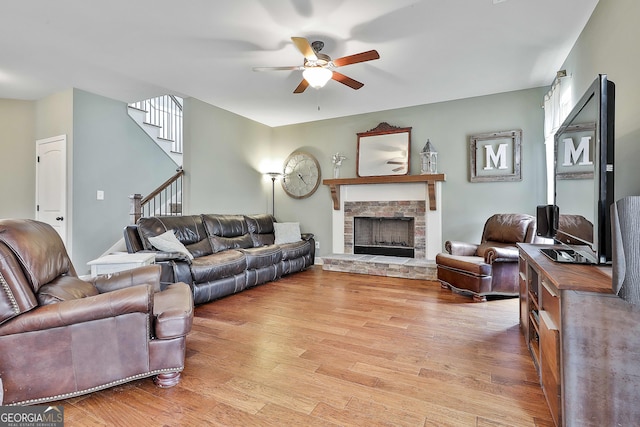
469, 129, 522, 182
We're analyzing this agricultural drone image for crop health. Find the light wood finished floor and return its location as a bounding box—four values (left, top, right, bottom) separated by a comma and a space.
59, 266, 553, 426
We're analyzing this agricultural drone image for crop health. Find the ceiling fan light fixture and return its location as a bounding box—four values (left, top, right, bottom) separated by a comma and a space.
302, 67, 333, 89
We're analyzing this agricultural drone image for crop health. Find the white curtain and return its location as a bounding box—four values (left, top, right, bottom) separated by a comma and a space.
543, 75, 572, 203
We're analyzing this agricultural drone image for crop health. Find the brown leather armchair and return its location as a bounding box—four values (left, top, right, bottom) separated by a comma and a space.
0, 219, 193, 406
436, 214, 539, 302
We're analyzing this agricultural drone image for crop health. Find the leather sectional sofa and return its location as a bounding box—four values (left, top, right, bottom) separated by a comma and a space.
124, 213, 315, 305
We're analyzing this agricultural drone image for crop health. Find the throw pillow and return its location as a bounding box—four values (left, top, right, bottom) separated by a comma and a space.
274, 222, 302, 245
148, 229, 194, 260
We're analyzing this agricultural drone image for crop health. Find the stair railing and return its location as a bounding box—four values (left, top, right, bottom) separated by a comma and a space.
129, 95, 183, 154
129, 167, 184, 224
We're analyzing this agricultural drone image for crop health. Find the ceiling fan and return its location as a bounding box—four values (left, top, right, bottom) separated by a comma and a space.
253, 37, 380, 94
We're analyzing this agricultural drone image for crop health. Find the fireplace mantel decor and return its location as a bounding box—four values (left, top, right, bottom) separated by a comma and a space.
322, 174, 446, 211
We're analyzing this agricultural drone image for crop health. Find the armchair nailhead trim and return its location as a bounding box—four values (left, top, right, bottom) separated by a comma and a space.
0, 272, 19, 314
6, 366, 184, 406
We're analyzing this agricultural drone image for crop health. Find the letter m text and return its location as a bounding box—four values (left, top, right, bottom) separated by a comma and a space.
483, 143, 508, 170
562, 136, 593, 166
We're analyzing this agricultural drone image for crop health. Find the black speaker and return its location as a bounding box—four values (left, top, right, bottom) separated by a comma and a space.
536, 205, 559, 238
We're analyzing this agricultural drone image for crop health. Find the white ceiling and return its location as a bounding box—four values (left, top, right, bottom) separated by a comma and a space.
0, 0, 598, 127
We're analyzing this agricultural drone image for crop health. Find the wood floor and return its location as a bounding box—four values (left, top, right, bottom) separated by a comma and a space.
59, 267, 553, 426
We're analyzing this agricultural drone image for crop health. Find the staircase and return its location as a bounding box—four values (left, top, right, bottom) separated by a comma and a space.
128, 95, 183, 167
127, 95, 184, 224
130, 167, 184, 224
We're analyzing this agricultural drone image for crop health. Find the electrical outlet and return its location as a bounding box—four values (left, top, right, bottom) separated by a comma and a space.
315, 241, 320, 250
96, 190, 104, 200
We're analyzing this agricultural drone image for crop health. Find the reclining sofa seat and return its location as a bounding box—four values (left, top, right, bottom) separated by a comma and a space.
0, 219, 193, 406
127, 213, 314, 305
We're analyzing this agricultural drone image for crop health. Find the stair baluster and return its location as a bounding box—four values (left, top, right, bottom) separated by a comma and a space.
129, 167, 184, 224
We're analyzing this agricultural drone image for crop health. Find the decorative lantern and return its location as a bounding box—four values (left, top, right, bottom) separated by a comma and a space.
420, 139, 437, 174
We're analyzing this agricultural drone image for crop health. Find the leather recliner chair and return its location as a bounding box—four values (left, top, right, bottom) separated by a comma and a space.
436, 213, 540, 302
0, 219, 193, 406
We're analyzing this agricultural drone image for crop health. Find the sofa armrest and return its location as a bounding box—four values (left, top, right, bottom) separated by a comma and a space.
482, 246, 520, 264
153, 282, 193, 339
301, 233, 315, 241
445, 241, 479, 256
125, 247, 191, 264
90, 264, 162, 293
168, 260, 194, 285
0, 285, 153, 336
124, 225, 144, 253
153, 250, 192, 264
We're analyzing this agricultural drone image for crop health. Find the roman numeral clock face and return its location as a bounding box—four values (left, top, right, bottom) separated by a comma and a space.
282, 151, 321, 199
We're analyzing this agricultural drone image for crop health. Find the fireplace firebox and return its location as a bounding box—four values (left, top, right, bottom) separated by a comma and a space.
353, 216, 415, 258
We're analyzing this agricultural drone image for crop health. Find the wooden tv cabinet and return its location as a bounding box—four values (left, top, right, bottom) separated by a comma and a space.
518, 244, 640, 426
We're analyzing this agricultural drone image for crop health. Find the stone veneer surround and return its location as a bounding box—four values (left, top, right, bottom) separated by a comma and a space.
344, 200, 426, 259
324, 179, 441, 280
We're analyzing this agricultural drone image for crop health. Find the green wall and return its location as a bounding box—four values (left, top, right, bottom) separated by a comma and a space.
0, 99, 36, 218
183, 97, 273, 215
72, 89, 177, 272
1, 90, 177, 271
183, 88, 548, 255
269, 87, 547, 255
559, 0, 640, 200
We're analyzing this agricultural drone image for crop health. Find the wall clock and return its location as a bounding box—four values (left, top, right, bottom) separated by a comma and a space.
282, 151, 321, 199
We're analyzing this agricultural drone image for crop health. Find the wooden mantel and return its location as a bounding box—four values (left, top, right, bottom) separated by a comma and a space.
322, 173, 446, 211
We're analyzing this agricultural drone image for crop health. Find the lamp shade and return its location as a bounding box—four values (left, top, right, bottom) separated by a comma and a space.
265, 172, 281, 179
302, 67, 333, 89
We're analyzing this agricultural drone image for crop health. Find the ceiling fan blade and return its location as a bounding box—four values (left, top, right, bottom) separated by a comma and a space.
253, 66, 303, 71
293, 79, 309, 94
332, 71, 364, 90
291, 37, 318, 61
332, 50, 380, 67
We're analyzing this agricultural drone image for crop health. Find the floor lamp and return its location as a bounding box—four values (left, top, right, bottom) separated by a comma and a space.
266, 172, 281, 216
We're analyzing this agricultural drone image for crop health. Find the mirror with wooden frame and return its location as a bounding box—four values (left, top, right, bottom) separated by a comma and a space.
357, 122, 412, 177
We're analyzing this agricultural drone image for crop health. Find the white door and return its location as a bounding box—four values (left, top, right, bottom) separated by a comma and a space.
36, 135, 68, 246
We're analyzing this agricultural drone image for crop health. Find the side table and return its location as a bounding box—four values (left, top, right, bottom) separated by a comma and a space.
87, 252, 156, 277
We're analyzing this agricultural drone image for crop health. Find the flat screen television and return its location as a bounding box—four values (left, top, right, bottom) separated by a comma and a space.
539, 74, 615, 265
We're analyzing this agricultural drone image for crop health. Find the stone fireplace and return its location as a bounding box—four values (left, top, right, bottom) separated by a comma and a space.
323, 176, 443, 280
354, 216, 415, 257
328, 179, 442, 260
345, 201, 425, 258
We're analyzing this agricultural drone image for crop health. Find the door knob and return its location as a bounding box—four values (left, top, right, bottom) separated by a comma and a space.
55, 216, 64, 221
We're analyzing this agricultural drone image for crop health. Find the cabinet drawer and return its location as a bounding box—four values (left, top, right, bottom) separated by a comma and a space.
541, 279, 560, 327
540, 310, 561, 426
